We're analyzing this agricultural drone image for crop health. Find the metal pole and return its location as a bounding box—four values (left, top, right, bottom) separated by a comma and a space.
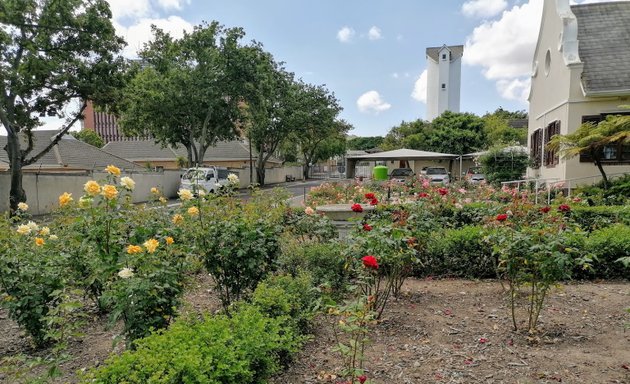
535, 180, 539, 205
459, 156, 462, 182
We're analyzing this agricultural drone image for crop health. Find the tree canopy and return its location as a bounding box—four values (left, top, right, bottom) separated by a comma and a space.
0, 0, 125, 212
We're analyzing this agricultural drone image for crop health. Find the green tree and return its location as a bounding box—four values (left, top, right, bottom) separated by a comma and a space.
289, 82, 346, 179
482, 114, 526, 146
427, 111, 486, 155
118, 22, 247, 166
346, 136, 384, 151
72, 129, 104, 148
241, 47, 295, 186
0, 0, 125, 212
479, 144, 530, 184
547, 113, 630, 189
381, 120, 430, 150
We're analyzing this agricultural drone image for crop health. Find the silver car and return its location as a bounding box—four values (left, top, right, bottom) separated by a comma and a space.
425, 167, 450, 184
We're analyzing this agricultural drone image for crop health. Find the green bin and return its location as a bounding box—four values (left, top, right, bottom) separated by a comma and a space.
373, 165, 389, 181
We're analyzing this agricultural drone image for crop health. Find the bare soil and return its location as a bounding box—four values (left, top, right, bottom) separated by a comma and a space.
272, 279, 630, 384
1, 277, 629, 384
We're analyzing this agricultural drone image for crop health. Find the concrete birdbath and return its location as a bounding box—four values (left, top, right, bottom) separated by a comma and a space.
315, 204, 376, 237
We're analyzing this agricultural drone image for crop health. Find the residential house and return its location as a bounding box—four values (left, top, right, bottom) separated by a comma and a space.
0, 130, 139, 172
527, 0, 630, 183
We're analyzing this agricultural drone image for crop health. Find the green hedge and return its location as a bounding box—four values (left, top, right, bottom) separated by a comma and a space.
582, 224, 630, 279
419, 226, 497, 278
87, 274, 317, 384
570, 205, 630, 231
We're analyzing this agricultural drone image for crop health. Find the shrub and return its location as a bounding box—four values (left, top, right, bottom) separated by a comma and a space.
0, 218, 66, 346
443, 202, 498, 228
570, 205, 630, 231
422, 226, 498, 278
282, 208, 337, 242
278, 241, 348, 295
86, 275, 315, 384
583, 224, 630, 279
479, 144, 530, 184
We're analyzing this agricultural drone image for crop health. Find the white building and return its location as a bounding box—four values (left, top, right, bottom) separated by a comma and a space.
425, 45, 463, 121
527, 0, 630, 183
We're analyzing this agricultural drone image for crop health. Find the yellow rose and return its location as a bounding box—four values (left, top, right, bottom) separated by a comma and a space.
34, 237, 45, 247
84, 180, 101, 196
105, 164, 121, 176
48, 234, 58, 241
187, 206, 199, 216
126, 245, 143, 254
17, 202, 28, 211
159, 197, 167, 204
58, 192, 73, 207
101, 184, 119, 200
39, 227, 50, 236
143, 238, 159, 253
178, 189, 193, 201
150, 187, 160, 195
26, 221, 39, 232
172, 214, 184, 225
16, 224, 31, 235
120, 177, 135, 191
165, 236, 174, 245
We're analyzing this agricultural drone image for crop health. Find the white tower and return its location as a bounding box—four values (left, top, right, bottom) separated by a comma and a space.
425, 44, 463, 121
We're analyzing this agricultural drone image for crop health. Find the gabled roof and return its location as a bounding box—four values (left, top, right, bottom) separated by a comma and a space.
102, 139, 282, 163
348, 148, 459, 160
0, 131, 140, 171
572, 1, 630, 95
426, 45, 464, 62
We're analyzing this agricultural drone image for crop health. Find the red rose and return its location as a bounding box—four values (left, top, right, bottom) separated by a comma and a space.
418, 192, 429, 198
358, 375, 368, 384
362, 255, 379, 269
496, 214, 508, 222
479, 337, 489, 344
558, 204, 571, 212
539, 206, 551, 213
351, 203, 363, 213
369, 198, 378, 206
438, 188, 449, 196
363, 223, 372, 231
365, 192, 375, 200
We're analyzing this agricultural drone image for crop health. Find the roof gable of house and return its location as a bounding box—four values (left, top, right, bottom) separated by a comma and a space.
0, 131, 139, 171
571, 1, 630, 95
426, 45, 464, 62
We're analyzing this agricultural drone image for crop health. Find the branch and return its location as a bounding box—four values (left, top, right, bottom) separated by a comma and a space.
23, 102, 87, 166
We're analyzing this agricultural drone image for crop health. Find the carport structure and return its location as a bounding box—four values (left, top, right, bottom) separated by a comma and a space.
345, 148, 460, 179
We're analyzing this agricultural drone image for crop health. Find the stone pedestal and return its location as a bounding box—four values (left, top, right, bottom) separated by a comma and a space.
315, 204, 375, 238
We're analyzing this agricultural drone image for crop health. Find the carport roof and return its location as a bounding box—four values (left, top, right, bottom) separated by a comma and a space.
347, 148, 459, 160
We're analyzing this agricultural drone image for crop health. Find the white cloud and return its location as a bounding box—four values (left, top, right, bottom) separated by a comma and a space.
392, 72, 400, 79
497, 78, 531, 101
464, 0, 543, 80
462, 0, 508, 18
411, 70, 428, 104
396, 34, 403, 41
156, 0, 190, 10
116, 16, 193, 58
368, 26, 382, 40
357, 91, 391, 114
336, 26, 356, 43
106, 0, 151, 21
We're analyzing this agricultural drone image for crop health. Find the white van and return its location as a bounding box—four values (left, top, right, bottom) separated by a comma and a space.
179, 167, 232, 194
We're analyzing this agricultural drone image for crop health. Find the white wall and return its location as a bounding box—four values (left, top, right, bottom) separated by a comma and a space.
228, 165, 303, 188
0, 170, 182, 215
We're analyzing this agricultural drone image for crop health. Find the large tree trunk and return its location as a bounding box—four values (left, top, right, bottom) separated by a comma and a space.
255, 151, 266, 186
6, 132, 26, 213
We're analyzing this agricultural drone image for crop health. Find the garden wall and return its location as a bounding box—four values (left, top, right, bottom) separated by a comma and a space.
233, 165, 303, 187
0, 170, 182, 215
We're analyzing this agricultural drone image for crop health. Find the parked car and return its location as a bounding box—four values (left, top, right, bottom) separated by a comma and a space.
390, 168, 415, 182
425, 167, 450, 184
180, 166, 231, 194
464, 166, 486, 184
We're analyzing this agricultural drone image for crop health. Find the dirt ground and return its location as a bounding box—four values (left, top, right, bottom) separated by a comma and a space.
272, 279, 630, 384
1, 277, 629, 384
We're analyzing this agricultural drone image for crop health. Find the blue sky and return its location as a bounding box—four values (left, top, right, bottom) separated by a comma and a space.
93, 0, 626, 136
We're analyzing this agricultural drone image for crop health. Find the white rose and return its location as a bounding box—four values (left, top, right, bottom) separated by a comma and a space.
120, 176, 136, 191
117, 268, 135, 279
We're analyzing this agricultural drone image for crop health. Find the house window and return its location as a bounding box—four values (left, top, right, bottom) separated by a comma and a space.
530, 128, 543, 169
441, 53, 447, 60
579, 113, 630, 164
441, 83, 446, 90
543, 120, 560, 167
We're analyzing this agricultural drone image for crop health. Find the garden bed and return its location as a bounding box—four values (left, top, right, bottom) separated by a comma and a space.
272, 278, 630, 384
